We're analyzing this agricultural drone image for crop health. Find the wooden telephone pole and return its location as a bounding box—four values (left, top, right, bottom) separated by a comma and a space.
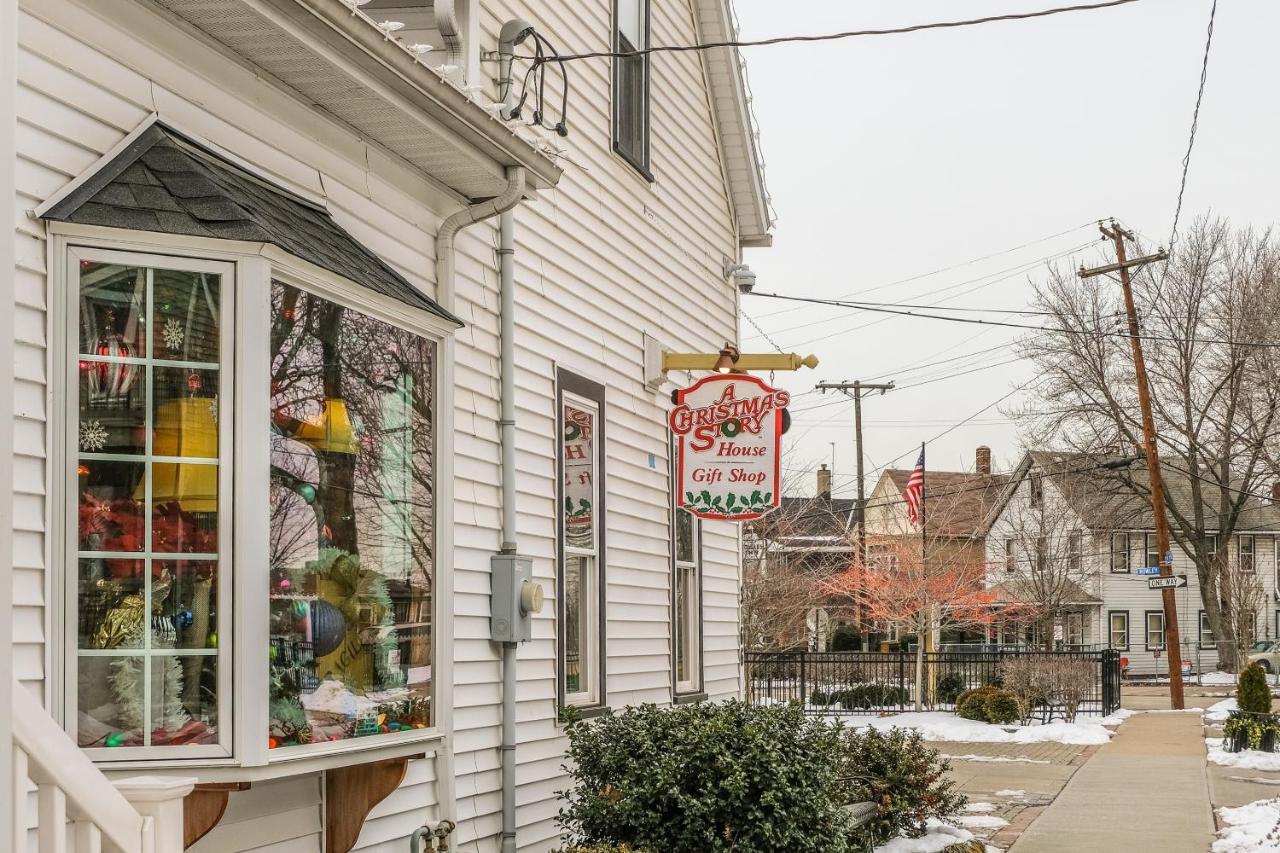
814, 381, 895, 564
1079, 222, 1182, 708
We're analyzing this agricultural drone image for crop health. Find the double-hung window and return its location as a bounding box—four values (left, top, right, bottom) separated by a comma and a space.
558, 371, 606, 708
1199, 610, 1215, 649
1003, 539, 1016, 573
1145, 610, 1166, 650
1068, 531, 1083, 574
1240, 535, 1257, 573
1110, 532, 1130, 573
672, 460, 702, 697
1145, 533, 1161, 571
1109, 611, 1129, 650
613, 0, 651, 176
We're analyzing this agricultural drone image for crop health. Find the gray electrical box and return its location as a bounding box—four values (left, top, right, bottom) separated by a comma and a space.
490, 554, 542, 643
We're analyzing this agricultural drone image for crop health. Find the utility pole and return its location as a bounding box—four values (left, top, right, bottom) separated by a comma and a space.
1079, 221, 1182, 708
815, 380, 895, 565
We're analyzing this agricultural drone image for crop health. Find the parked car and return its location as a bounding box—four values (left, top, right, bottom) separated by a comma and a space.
1247, 642, 1280, 673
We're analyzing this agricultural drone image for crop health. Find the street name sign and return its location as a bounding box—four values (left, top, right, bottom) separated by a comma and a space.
1136, 567, 1161, 576
1148, 575, 1188, 590
670, 374, 788, 521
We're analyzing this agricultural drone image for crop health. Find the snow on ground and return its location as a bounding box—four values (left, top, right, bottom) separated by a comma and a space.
957, 814, 1009, 830
849, 712, 1118, 745
1205, 672, 1243, 686
966, 802, 995, 813
995, 789, 1025, 797
941, 753, 1049, 764
1208, 699, 1240, 723
873, 819, 985, 853
1207, 739, 1280, 772
1213, 798, 1280, 852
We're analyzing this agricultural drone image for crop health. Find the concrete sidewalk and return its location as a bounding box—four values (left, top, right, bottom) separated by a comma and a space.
1009, 711, 1215, 852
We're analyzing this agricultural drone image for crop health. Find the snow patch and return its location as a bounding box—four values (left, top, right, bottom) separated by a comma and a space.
995, 789, 1026, 797
874, 819, 977, 853
1207, 739, 1280, 772
1208, 699, 1240, 723
1213, 798, 1280, 852
958, 814, 1009, 829
847, 712, 1115, 745
941, 754, 1049, 764
966, 802, 996, 812
1204, 671, 1242, 686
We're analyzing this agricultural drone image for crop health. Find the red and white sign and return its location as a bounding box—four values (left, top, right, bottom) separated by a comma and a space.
669, 374, 788, 521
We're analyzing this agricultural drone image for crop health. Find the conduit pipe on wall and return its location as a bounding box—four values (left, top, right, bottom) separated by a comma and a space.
432, 166, 527, 841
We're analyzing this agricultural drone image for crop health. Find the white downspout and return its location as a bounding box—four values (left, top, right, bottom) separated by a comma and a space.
433, 166, 527, 841
496, 208, 519, 853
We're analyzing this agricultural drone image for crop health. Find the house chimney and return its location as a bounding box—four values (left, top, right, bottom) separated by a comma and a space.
1272, 482, 1280, 505
976, 446, 992, 475
817, 464, 832, 499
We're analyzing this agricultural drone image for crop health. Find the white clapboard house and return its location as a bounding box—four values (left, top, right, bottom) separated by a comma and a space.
983, 451, 1280, 676
0, 0, 770, 849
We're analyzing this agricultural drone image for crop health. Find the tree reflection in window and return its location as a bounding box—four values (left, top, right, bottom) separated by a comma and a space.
267, 282, 435, 747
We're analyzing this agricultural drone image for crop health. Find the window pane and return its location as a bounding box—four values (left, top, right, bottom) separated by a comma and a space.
79, 366, 146, 455
79, 263, 145, 357
615, 55, 647, 162
675, 565, 688, 683
563, 404, 596, 550
78, 460, 145, 552
268, 283, 435, 747
151, 654, 218, 745
675, 507, 694, 563
78, 559, 145, 650
77, 655, 145, 747
564, 555, 590, 695
151, 269, 220, 362
616, 0, 643, 44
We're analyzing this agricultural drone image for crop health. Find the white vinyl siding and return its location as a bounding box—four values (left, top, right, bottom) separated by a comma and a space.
16, 0, 744, 849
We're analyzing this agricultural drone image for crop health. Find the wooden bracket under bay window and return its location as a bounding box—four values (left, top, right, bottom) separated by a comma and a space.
184, 782, 251, 848
325, 754, 423, 853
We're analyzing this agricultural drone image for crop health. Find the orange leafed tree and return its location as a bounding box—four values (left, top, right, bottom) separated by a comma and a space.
824, 534, 1002, 709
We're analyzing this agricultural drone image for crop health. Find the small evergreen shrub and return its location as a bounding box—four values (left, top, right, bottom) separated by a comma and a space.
936, 672, 966, 705
983, 691, 1020, 725
558, 701, 856, 852
830, 625, 862, 651
834, 727, 967, 846
1240, 663, 1273, 715
955, 687, 998, 721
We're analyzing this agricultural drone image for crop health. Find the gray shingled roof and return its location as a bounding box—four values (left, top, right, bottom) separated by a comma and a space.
42, 123, 461, 326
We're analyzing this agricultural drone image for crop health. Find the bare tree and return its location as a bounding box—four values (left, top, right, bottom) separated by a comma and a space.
1016, 218, 1280, 667
1219, 548, 1265, 671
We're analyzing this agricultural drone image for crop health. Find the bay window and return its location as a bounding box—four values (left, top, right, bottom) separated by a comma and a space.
558, 370, 606, 708
60, 244, 444, 764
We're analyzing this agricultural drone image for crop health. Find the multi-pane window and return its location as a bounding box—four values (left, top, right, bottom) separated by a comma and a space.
1110, 532, 1130, 573
559, 372, 605, 707
1028, 473, 1043, 508
613, 0, 651, 175
1109, 611, 1129, 650
1145, 611, 1166, 650
1240, 535, 1257, 573
672, 453, 702, 695
72, 255, 229, 756
1035, 536, 1048, 574
1068, 531, 1083, 574
1065, 612, 1084, 647
266, 282, 435, 747
1145, 533, 1161, 571
1199, 611, 1215, 650
1206, 534, 1218, 564
1003, 539, 1015, 573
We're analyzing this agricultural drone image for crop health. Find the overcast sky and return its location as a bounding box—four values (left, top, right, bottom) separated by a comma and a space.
732, 0, 1279, 498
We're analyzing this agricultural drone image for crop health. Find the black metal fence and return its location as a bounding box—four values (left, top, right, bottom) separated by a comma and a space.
745, 649, 1121, 716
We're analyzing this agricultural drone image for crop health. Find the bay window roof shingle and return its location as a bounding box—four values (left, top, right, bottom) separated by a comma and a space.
42, 123, 461, 327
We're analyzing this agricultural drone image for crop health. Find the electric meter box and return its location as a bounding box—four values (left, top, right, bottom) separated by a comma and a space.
490, 554, 542, 643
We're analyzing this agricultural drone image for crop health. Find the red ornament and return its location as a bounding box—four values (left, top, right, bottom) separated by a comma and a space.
85, 335, 138, 400
186, 373, 203, 392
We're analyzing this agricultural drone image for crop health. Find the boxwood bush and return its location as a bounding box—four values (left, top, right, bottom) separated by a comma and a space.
558, 701, 858, 852
955, 686, 1018, 724
810, 684, 908, 711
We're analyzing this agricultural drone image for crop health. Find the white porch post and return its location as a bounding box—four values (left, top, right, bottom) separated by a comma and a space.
113, 776, 197, 852
0, 0, 19, 846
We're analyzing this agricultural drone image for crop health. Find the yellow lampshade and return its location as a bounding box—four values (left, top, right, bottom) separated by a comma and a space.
294, 399, 359, 455
142, 397, 219, 511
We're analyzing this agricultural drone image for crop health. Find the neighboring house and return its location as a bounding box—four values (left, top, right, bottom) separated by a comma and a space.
863, 446, 1009, 629
2, 1, 769, 851
984, 451, 1280, 675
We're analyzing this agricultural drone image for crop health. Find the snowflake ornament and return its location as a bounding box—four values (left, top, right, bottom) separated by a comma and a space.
80, 420, 109, 452
162, 318, 185, 352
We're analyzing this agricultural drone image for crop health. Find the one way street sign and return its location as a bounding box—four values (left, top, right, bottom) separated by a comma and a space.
1148, 575, 1188, 590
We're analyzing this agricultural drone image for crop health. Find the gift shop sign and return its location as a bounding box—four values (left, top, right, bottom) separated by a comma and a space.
670, 374, 788, 521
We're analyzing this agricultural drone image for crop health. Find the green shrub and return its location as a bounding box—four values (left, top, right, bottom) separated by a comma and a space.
838, 683, 908, 710
1240, 663, 1273, 715
936, 672, 966, 705
955, 687, 998, 721
983, 691, 1020, 725
563, 846, 648, 853
557, 701, 855, 852
830, 625, 862, 651
834, 727, 967, 845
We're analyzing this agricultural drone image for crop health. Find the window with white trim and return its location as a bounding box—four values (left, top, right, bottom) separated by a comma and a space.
1145, 533, 1161, 571
1145, 610, 1166, 650
1110, 532, 1130, 573
558, 371, 606, 708
1109, 611, 1129, 650
1068, 531, 1083, 574
1240, 534, 1257, 573
63, 245, 443, 762
672, 467, 702, 696
1003, 538, 1015, 573
1199, 610, 1215, 650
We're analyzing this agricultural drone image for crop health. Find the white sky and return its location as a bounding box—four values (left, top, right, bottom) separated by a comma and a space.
733, 0, 1280, 497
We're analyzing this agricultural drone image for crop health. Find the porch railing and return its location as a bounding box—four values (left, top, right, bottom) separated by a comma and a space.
745, 649, 1122, 716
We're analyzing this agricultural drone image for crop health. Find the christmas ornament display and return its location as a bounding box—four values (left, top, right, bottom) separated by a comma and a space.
310, 599, 346, 658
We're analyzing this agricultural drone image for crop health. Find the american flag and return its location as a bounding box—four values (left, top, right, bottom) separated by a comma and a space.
904, 450, 925, 527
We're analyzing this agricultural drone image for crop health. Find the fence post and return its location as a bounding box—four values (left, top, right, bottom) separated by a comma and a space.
897, 652, 906, 710
799, 651, 808, 706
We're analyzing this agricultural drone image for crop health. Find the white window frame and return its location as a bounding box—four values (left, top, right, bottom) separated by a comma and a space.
1003, 538, 1015, 574
50, 225, 454, 771
1108, 611, 1129, 651
1145, 610, 1166, 651
672, 438, 702, 697
1145, 532, 1161, 571
1110, 532, 1130, 573
1240, 534, 1257, 573
559, 386, 603, 709
1199, 610, 1215, 650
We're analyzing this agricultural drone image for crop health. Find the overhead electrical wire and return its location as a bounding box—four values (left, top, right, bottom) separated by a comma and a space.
523, 1, 1145, 64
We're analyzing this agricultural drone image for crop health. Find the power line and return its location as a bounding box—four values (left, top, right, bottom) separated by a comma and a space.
1168, 0, 1219, 255
528, 1, 1145, 64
